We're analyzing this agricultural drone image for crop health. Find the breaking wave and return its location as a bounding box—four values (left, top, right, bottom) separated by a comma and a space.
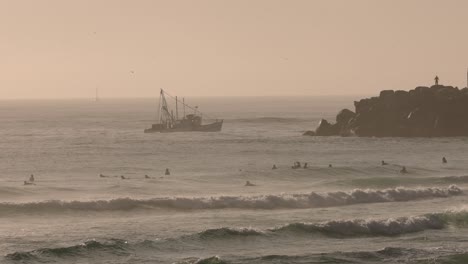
6, 210, 468, 263
0, 185, 461, 213
9, 245, 468, 264
182, 248, 468, 264
272, 215, 443, 237
5, 240, 131, 262
191, 208, 468, 239
196, 227, 264, 239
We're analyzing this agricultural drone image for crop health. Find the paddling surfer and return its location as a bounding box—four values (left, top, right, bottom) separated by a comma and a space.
245, 181, 255, 186
400, 166, 408, 174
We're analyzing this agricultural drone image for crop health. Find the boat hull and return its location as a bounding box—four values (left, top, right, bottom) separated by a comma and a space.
144, 120, 223, 133
193, 120, 223, 132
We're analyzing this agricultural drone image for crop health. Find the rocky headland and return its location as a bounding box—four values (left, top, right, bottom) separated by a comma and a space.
305, 84, 468, 137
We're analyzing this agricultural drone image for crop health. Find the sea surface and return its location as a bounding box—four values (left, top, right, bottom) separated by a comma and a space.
1, 96, 468, 264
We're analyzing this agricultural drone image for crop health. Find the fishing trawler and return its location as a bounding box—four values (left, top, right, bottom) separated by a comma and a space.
144, 89, 223, 133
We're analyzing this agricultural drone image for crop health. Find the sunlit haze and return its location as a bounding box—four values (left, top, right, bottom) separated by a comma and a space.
1, 0, 467, 99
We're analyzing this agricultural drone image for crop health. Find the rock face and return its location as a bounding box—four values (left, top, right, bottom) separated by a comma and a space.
308, 85, 468, 137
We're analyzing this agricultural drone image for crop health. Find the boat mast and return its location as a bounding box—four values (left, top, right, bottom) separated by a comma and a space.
159, 89, 175, 127
175, 96, 179, 121
183, 98, 186, 118
158, 89, 163, 124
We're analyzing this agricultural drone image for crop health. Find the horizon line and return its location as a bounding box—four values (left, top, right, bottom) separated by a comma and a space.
0, 93, 371, 101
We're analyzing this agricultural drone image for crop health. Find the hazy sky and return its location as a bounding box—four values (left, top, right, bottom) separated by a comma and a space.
1, 0, 467, 99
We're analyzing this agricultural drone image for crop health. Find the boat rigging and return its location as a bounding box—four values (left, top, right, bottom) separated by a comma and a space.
144, 89, 223, 133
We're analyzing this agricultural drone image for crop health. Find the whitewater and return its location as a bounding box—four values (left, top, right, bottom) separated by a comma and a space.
2, 96, 468, 264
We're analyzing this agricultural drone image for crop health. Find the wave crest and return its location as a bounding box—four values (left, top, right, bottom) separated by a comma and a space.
176, 256, 227, 264
0, 185, 460, 213
6, 210, 468, 263
196, 227, 263, 239
5, 239, 130, 261
273, 215, 444, 236
190, 209, 468, 240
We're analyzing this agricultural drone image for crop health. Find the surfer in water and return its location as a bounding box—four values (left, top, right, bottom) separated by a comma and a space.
442, 157, 447, 164
165, 168, 171, 175
400, 166, 408, 174
303, 163, 308, 169
381, 160, 388, 166
29, 174, 35, 182
121, 175, 126, 179
245, 181, 255, 186
292, 162, 300, 169
272, 164, 277, 170
328, 164, 333, 168
145, 175, 150, 179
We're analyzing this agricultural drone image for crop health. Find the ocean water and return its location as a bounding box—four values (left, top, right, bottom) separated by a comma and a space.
1, 96, 468, 264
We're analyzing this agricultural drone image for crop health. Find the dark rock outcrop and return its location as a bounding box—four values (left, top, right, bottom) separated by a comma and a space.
305, 84, 468, 137
315, 119, 338, 136
302, 130, 316, 136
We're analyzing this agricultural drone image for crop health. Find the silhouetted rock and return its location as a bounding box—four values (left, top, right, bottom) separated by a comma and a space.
305, 84, 468, 137
315, 119, 339, 136
335, 109, 355, 136
336, 109, 355, 125
302, 130, 316, 136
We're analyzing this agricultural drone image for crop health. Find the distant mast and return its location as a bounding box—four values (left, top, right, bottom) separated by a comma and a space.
175, 96, 179, 120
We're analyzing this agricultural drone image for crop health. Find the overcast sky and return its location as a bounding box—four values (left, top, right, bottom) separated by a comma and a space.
1, 0, 467, 99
